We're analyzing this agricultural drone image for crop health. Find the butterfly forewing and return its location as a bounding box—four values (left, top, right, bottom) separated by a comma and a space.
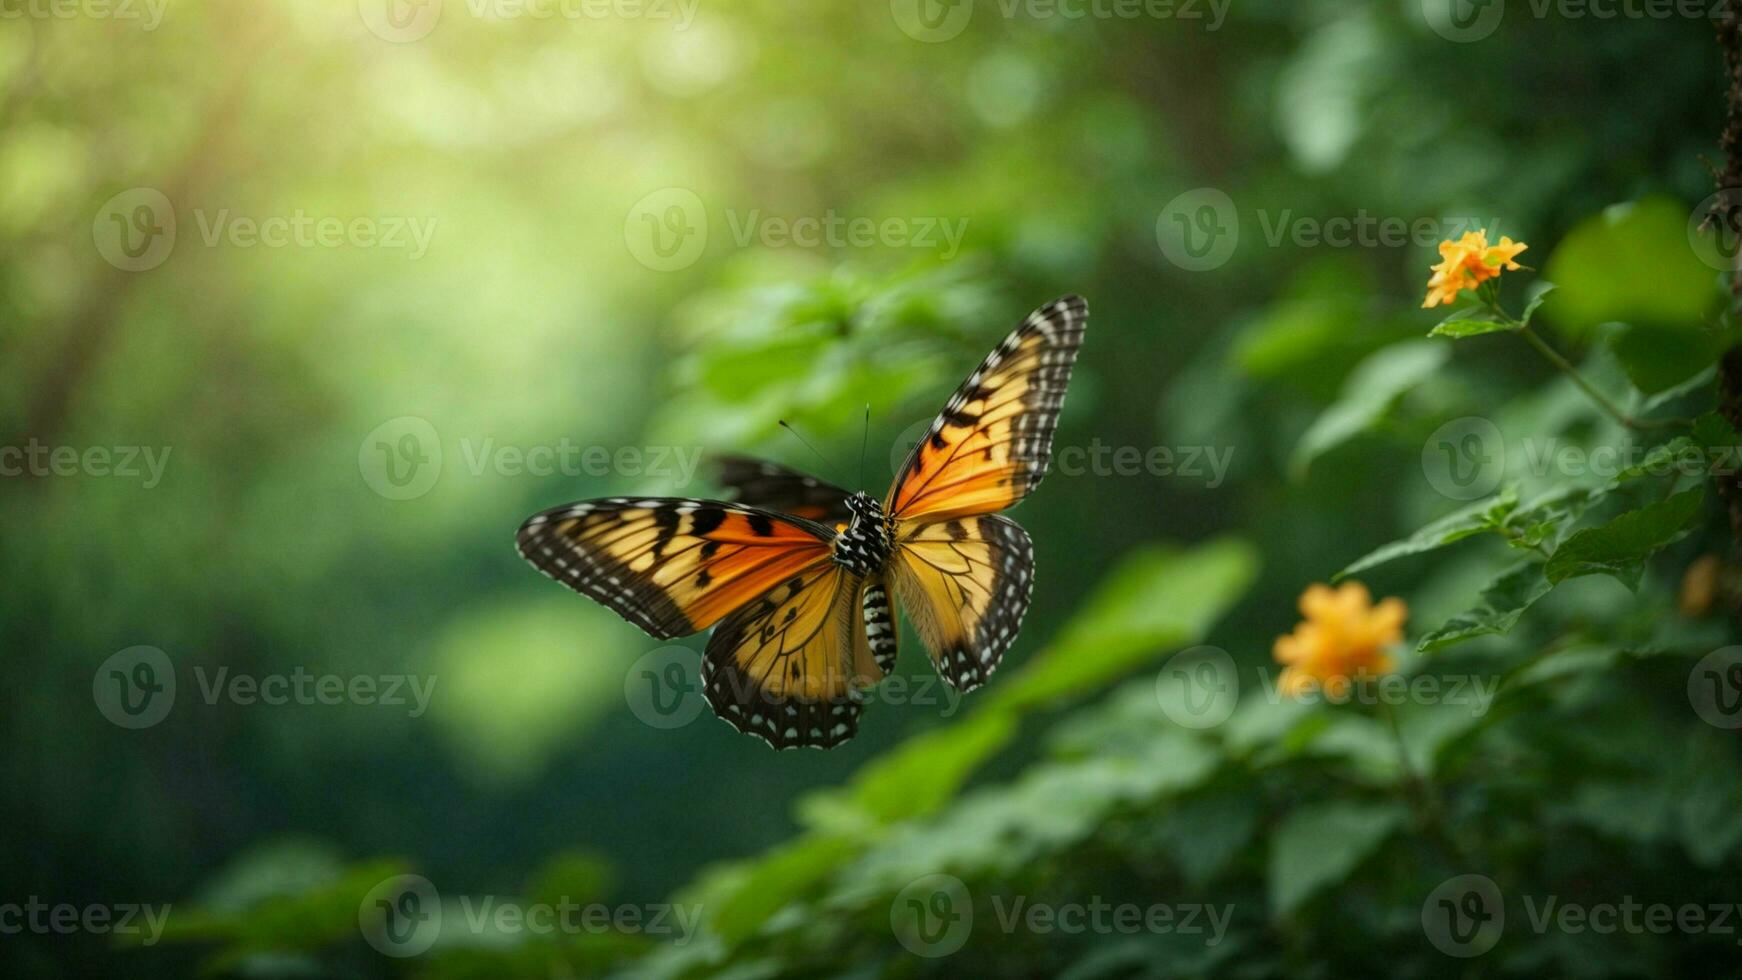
886, 295, 1087, 522
516, 498, 833, 638
714, 456, 853, 524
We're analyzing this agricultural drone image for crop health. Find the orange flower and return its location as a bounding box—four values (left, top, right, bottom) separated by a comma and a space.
1422, 231, 1528, 308
1273, 582, 1407, 698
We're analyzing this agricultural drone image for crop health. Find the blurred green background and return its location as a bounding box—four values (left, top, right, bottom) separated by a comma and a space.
5, 0, 1741, 976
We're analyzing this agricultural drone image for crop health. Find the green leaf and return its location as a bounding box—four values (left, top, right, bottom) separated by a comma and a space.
989, 537, 1259, 713
1417, 560, 1552, 652
702, 834, 860, 945
1336, 488, 1517, 580
1541, 197, 1721, 339
1520, 283, 1556, 325
1544, 487, 1706, 588
1611, 323, 1722, 396
1290, 341, 1450, 478
829, 710, 1019, 827
1268, 802, 1407, 917
1428, 310, 1516, 339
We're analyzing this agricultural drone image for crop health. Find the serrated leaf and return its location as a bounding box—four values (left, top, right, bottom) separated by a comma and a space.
1520, 283, 1556, 324
1290, 341, 1450, 478
1417, 560, 1552, 652
1336, 488, 1517, 580
1544, 487, 1705, 588
1268, 802, 1406, 917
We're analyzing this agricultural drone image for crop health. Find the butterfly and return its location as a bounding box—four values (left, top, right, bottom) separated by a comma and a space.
516, 295, 1088, 749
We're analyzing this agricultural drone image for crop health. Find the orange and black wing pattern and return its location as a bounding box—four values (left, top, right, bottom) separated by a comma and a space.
702, 563, 871, 749
714, 456, 853, 524
516, 497, 833, 639
890, 514, 1034, 692
886, 295, 1087, 522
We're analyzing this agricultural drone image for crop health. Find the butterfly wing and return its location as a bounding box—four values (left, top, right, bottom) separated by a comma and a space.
516, 497, 834, 639
889, 515, 1034, 692
885, 295, 1087, 523
702, 564, 872, 749
714, 455, 854, 524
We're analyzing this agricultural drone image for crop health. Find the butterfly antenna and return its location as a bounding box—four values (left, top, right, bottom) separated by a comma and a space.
778, 420, 845, 484
857, 404, 871, 491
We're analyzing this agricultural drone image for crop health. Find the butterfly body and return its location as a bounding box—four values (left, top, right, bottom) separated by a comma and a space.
831, 492, 895, 576
517, 295, 1088, 749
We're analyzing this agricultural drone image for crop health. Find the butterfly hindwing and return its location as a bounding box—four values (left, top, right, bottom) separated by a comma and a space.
887, 295, 1087, 522
702, 563, 869, 749
715, 456, 853, 523
890, 514, 1034, 692
516, 497, 833, 639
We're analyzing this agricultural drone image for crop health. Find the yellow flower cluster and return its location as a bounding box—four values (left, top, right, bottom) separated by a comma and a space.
1422, 231, 1528, 308
1273, 582, 1406, 698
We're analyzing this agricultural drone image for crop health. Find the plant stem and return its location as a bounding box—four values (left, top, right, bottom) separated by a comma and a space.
1382, 700, 1472, 868
1513, 325, 1690, 431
